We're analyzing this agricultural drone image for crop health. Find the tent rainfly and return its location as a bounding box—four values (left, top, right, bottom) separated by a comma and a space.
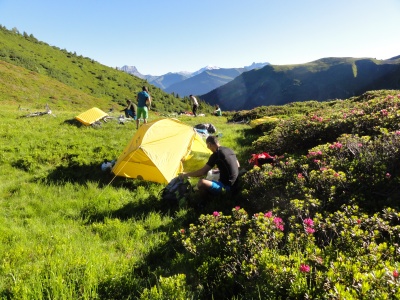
75, 107, 108, 126
112, 118, 212, 184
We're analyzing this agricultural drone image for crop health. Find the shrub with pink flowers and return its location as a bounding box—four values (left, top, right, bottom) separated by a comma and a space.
174, 207, 285, 298
171, 90, 400, 299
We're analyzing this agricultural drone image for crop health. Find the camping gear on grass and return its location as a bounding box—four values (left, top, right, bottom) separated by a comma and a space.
159, 176, 193, 205
194, 123, 217, 134
249, 152, 275, 167
75, 107, 109, 126
112, 118, 212, 184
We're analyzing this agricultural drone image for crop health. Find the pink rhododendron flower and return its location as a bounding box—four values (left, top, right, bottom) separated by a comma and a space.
386, 173, 391, 178
213, 211, 220, 217
303, 218, 314, 227
273, 217, 284, 231
394, 270, 399, 278
264, 211, 273, 218
297, 173, 304, 179
300, 264, 310, 273
334, 173, 339, 177
180, 229, 185, 234
235, 206, 240, 211
306, 227, 315, 234
357, 219, 361, 224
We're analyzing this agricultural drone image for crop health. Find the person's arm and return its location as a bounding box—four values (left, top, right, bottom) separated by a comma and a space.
181, 164, 211, 179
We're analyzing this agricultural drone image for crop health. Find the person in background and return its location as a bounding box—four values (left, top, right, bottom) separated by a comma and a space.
121, 99, 137, 119
136, 86, 151, 129
214, 104, 222, 116
189, 94, 199, 117
180, 135, 240, 195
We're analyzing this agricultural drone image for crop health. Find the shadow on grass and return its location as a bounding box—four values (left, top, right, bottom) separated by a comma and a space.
63, 118, 85, 127
38, 162, 116, 187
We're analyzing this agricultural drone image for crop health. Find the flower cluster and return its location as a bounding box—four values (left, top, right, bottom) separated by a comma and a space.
303, 218, 315, 234
299, 264, 310, 273
329, 142, 343, 149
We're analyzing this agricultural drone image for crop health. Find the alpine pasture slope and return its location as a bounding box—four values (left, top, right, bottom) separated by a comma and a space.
2, 90, 400, 299
1, 23, 400, 300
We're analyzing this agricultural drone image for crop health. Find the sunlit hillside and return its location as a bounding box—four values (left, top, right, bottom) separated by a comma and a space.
0, 25, 213, 114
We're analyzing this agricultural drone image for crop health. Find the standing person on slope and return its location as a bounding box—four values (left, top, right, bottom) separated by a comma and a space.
189, 94, 199, 117
136, 86, 151, 129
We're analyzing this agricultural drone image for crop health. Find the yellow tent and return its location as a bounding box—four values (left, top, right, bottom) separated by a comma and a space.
75, 107, 108, 126
249, 116, 279, 128
112, 118, 212, 184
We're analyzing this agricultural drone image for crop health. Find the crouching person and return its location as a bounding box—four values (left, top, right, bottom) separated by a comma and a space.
180, 135, 240, 195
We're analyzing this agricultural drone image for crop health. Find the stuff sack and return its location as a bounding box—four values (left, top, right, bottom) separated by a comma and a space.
249, 152, 275, 167
194, 123, 217, 134
160, 176, 193, 205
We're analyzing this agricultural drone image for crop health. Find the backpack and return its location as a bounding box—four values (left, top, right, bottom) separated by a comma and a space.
159, 176, 193, 205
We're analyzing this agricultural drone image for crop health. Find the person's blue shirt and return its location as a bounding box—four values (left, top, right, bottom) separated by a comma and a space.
137, 91, 149, 107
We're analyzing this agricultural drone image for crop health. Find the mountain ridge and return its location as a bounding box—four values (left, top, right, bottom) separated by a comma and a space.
118, 62, 269, 96
199, 56, 400, 111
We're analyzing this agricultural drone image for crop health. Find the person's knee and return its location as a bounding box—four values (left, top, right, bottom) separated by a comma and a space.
197, 178, 210, 190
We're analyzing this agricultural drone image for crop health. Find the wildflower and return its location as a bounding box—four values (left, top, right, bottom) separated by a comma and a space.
297, 173, 304, 179
303, 218, 314, 227
357, 219, 361, 224
235, 206, 240, 211
213, 211, 220, 217
386, 173, 391, 179
334, 173, 339, 178
300, 264, 310, 273
264, 211, 273, 218
180, 229, 185, 234
396, 131, 400, 135
394, 270, 399, 278
273, 217, 284, 231
306, 227, 315, 234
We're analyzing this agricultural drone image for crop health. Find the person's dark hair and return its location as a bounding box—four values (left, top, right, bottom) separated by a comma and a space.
189, 94, 193, 97
206, 135, 219, 145
142, 86, 148, 92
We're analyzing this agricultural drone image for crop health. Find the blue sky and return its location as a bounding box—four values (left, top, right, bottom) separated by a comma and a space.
1, 0, 399, 75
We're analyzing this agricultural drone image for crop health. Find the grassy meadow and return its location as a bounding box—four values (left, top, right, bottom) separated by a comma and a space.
2, 90, 400, 299
0, 104, 252, 299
